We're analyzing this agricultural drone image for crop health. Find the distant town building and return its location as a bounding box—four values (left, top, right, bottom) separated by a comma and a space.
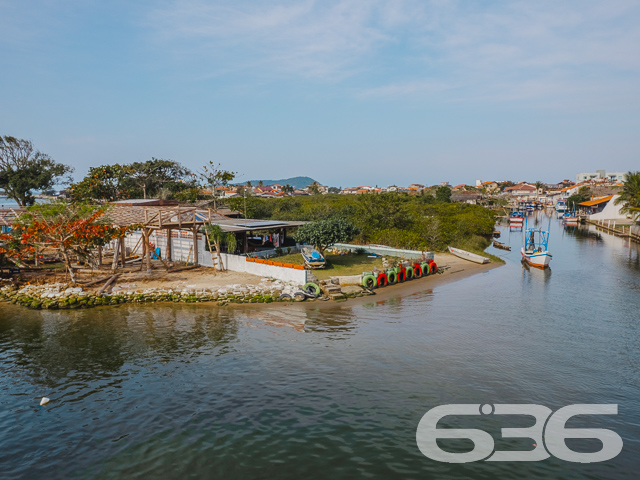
503, 183, 537, 196
576, 170, 626, 183
480, 181, 499, 192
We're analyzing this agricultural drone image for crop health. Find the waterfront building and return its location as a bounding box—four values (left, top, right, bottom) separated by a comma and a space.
576, 170, 626, 183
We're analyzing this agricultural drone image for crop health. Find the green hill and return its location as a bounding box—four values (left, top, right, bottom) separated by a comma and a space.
235, 176, 317, 189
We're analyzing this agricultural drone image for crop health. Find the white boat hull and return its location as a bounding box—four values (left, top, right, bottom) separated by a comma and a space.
521, 248, 552, 269
448, 246, 490, 264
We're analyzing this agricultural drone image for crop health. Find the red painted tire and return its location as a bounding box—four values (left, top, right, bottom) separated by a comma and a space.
377, 272, 388, 287
413, 263, 423, 277
428, 260, 438, 274
399, 266, 406, 282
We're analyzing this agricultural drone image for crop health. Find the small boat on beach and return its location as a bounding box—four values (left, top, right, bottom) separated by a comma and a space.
301, 245, 326, 269
448, 246, 490, 264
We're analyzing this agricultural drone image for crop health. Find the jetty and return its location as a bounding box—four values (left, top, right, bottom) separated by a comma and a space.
584, 218, 640, 243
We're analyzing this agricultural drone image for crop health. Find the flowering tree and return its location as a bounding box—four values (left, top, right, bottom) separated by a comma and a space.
0, 201, 136, 283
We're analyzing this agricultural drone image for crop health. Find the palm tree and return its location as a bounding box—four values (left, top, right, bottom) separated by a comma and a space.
614, 171, 640, 221
535, 181, 544, 193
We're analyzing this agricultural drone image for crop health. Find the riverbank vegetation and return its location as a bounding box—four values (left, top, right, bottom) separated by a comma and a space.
615, 171, 640, 221
228, 193, 497, 253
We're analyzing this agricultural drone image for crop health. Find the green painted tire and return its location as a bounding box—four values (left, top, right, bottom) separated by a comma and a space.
421, 262, 430, 276
303, 282, 321, 297
362, 274, 376, 289
386, 270, 398, 284
405, 266, 414, 280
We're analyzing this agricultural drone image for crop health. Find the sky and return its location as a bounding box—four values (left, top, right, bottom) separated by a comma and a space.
1, 0, 639, 188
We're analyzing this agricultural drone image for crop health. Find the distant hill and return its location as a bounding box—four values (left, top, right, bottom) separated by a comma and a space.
235, 176, 317, 189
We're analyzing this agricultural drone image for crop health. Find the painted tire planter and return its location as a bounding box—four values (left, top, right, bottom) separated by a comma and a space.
377, 272, 388, 287
279, 293, 293, 301
303, 282, 321, 297
428, 260, 438, 274
413, 263, 423, 277
405, 266, 414, 280
420, 262, 430, 276
362, 274, 377, 289
386, 270, 398, 284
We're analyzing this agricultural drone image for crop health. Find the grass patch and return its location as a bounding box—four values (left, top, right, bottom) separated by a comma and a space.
272, 252, 392, 280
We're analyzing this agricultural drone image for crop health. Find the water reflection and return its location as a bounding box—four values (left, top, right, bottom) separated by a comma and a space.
0, 304, 239, 386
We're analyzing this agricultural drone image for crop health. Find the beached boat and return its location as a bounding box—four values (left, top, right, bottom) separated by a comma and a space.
448, 246, 490, 264
301, 246, 326, 269
521, 217, 552, 269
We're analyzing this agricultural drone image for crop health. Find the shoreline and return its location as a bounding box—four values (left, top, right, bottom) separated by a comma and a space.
0, 253, 501, 312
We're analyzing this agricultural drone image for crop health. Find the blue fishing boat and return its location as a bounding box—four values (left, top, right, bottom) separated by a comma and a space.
301, 245, 325, 269
521, 216, 552, 269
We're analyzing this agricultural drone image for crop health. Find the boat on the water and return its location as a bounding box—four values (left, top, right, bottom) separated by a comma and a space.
555, 200, 567, 212
509, 211, 524, 228
521, 216, 552, 269
301, 245, 326, 269
448, 246, 490, 264
493, 240, 511, 251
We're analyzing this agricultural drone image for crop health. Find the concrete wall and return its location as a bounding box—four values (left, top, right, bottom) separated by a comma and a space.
333, 243, 434, 261
120, 230, 307, 284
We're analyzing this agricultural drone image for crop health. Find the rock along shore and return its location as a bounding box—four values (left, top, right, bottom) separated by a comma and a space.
0, 279, 375, 310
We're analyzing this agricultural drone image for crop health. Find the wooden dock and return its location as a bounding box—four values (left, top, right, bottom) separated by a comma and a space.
585, 219, 640, 243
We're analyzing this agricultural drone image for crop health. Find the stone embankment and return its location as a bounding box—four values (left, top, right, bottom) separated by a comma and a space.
0, 278, 375, 310
1, 281, 302, 309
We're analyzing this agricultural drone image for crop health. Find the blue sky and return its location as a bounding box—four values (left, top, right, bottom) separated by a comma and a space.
1, 0, 639, 187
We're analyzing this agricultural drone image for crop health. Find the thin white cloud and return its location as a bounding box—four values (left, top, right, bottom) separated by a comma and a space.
144, 0, 640, 107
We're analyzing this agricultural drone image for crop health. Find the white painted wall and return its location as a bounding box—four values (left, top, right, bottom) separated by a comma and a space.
589, 195, 629, 221
120, 230, 307, 284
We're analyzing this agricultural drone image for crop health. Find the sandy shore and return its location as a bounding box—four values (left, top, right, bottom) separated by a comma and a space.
104, 252, 499, 296
222, 252, 502, 315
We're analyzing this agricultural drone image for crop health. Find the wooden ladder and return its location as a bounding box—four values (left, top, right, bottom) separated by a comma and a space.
205, 225, 222, 271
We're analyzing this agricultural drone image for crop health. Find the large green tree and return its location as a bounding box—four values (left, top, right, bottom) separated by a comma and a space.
0, 135, 73, 206
614, 171, 640, 221
294, 218, 360, 255
129, 158, 193, 199
69, 164, 135, 202
70, 159, 194, 202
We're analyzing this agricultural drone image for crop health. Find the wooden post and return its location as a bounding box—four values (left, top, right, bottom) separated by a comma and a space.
166, 228, 172, 261
145, 229, 152, 273
98, 245, 103, 267
192, 226, 199, 266
111, 240, 120, 271
120, 237, 126, 268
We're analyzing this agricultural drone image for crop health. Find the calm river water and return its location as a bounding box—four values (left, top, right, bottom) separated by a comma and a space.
1, 211, 639, 479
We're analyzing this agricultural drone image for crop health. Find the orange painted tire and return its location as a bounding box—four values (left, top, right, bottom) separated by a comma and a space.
428, 260, 438, 274
377, 272, 388, 287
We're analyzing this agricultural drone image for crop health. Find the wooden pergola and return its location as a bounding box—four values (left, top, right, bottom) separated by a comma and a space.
107, 203, 229, 272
